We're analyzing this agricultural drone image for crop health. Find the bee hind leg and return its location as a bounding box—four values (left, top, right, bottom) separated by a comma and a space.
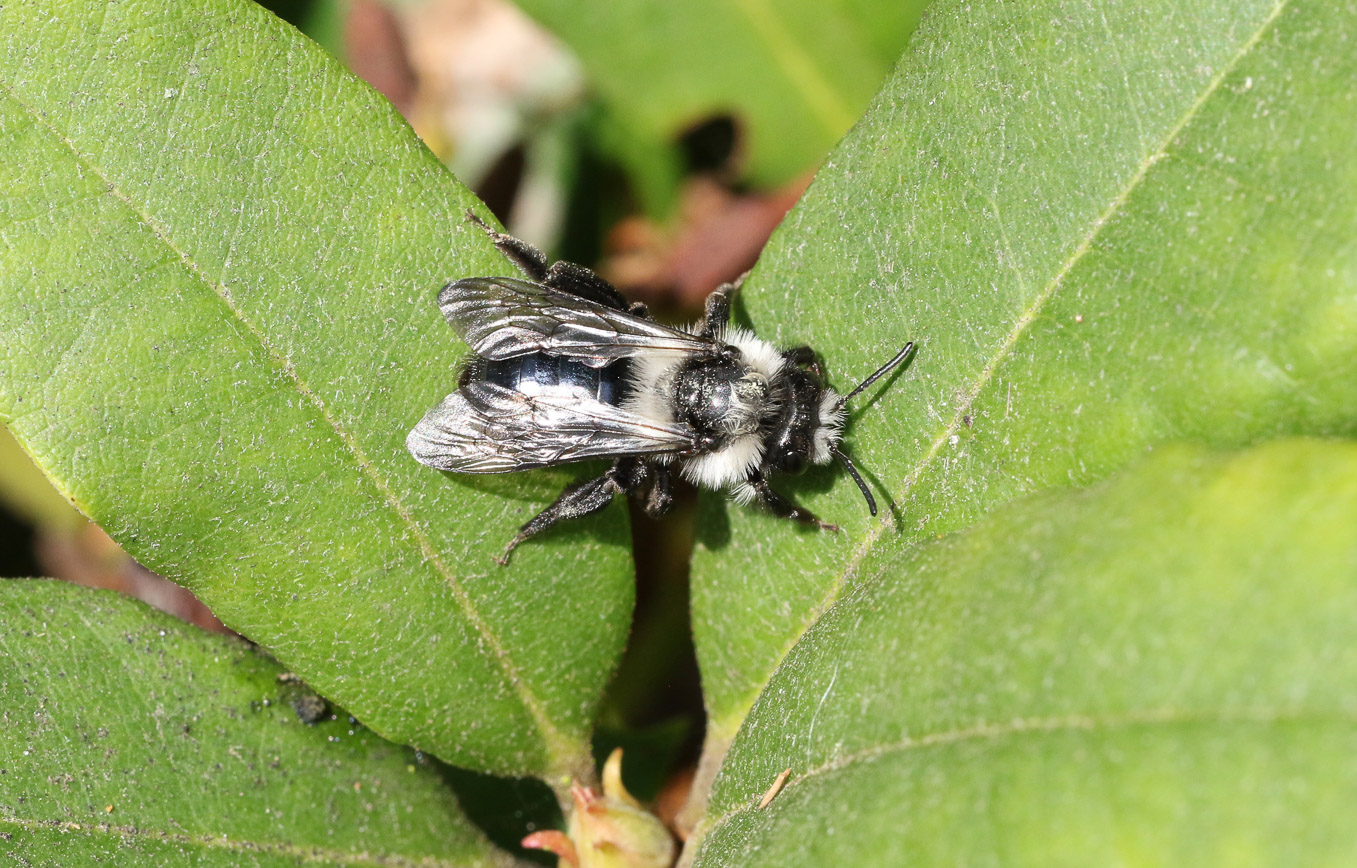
543, 260, 633, 312
496, 474, 622, 565
464, 210, 637, 313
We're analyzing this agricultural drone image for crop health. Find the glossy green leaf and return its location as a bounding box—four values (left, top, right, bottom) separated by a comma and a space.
0, 579, 511, 867
689, 0, 1357, 745
687, 439, 1357, 865
513, 0, 931, 189
0, 0, 633, 780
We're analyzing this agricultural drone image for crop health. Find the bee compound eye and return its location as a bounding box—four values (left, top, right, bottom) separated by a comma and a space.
693, 434, 721, 453
778, 450, 807, 475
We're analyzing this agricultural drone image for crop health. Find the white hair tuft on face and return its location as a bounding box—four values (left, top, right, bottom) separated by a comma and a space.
812, 389, 847, 464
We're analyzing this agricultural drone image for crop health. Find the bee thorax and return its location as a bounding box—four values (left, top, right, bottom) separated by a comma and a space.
664, 350, 780, 489
671, 359, 769, 439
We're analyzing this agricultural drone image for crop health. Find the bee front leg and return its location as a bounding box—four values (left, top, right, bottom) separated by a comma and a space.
697, 272, 747, 338
497, 472, 622, 565
744, 470, 839, 532
781, 345, 825, 379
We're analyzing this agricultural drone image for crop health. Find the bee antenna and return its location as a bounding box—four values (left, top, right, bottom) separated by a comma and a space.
836, 342, 915, 410
831, 446, 877, 517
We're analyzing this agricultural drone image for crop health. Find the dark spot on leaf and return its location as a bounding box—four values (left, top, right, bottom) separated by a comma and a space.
291, 693, 328, 725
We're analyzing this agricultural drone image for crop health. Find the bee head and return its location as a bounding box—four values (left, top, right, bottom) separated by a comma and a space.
760, 366, 832, 476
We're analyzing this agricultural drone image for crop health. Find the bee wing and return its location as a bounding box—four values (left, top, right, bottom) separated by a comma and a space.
441, 277, 713, 366
407, 381, 695, 473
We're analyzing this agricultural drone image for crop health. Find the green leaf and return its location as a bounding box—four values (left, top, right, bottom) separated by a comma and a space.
0, 0, 632, 780
514, 0, 932, 189
0, 579, 511, 867
688, 439, 1357, 865
689, 0, 1357, 744
0, 423, 84, 533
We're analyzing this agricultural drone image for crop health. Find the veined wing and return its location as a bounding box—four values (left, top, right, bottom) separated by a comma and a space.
407, 381, 695, 473
441, 277, 713, 367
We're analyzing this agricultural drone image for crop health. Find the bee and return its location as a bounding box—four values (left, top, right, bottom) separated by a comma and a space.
408, 214, 914, 563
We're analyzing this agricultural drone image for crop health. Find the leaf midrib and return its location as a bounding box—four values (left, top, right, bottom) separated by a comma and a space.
731, 0, 855, 135
695, 703, 1345, 846
0, 74, 577, 775
0, 815, 500, 868
717, 0, 1293, 733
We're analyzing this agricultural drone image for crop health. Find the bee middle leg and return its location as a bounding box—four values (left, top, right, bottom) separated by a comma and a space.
497, 475, 620, 566
641, 463, 675, 518
744, 470, 839, 532
602, 458, 674, 518
465, 210, 550, 281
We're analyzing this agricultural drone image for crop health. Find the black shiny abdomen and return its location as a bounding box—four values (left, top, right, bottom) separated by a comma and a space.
482, 354, 632, 405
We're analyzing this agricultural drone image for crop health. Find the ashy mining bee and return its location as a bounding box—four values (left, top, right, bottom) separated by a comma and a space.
408, 214, 914, 563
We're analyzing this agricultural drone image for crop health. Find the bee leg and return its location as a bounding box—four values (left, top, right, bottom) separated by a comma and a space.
745, 471, 839, 532
781, 345, 825, 379
607, 458, 673, 518
544, 260, 632, 312
496, 473, 622, 565
641, 463, 675, 518
697, 272, 747, 338
465, 210, 637, 312
465, 210, 549, 281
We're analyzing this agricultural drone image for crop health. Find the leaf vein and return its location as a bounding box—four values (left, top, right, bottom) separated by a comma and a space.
731, 0, 855, 134
0, 75, 576, 774
0, 814, 500, 868
699, 704, 1341, 841
732, 0, 1293, 727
